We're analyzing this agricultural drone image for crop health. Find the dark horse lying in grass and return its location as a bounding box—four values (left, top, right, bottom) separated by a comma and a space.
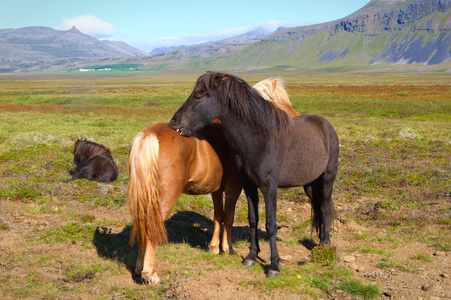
70, 139, 118, 182
169, 72, 339, 278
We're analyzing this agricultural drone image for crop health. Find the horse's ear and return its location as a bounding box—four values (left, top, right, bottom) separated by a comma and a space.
272, 79, 278, 89
216, 75, 228, 85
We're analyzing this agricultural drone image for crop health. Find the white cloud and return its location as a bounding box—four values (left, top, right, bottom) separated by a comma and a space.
55, 15, 116, 38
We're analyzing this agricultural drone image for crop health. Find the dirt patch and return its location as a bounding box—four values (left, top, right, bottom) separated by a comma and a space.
0, 196, 450, 299
144, 102, 161, 107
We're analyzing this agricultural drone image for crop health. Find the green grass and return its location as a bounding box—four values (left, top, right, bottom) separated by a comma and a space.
336, 279, 381, 300
360, 246, 385, 255
0, 72, 449, 299
414, 253, 434, 263
310, 246, 339, 265
37, 222, 96, 244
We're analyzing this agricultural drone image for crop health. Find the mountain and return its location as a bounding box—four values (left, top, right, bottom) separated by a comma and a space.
1, 0, 450, 73
219, 27, 278, 41
0, 26, 146, 72
101, 40, 148, 56
150, 45, 188, 55
148, 26, 277, 55
262, 0, 451, 65
137, 0, 451, 72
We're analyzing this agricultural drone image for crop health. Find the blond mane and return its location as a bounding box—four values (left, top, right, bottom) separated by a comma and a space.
253, 78, 292, 107
253, 78, 298, 117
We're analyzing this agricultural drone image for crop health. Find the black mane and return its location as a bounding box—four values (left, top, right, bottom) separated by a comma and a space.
74, 139, 113, 159
196, 72, 292, 137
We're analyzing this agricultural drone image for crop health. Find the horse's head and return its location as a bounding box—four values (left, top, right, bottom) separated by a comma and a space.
169, 72, 227, 137
170, 71, 292, 138
72, 139, 83, 167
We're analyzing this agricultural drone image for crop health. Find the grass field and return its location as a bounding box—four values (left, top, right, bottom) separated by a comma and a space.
0, 71, 450, 299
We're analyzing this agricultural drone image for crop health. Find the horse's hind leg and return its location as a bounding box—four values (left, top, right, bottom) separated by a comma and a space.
135, 242, 144, 275
134, 232, 160, 284
209, 190, 224, 254
304, 174, 335, 246
140, 237, 160, 284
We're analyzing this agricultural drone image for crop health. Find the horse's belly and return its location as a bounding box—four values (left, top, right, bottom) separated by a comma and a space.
182, 178, 221, 195
182, 167, 222, 194
182, 140, 223, 195
277, 146, 329, 187
277, 167, 325, 187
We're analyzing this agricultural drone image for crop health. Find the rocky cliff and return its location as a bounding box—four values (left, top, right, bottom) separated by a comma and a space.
259, 0, 451, 65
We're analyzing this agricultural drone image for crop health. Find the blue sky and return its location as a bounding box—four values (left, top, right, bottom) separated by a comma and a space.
1, 0, 370, 52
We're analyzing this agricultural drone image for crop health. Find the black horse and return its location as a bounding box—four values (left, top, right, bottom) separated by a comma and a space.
169, 72, 339, 278
70, 139, 118, 182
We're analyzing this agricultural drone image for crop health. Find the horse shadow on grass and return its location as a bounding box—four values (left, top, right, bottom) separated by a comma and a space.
92, 211, 266, 284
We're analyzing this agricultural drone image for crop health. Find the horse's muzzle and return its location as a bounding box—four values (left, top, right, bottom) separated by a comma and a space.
168, 119, 191, 137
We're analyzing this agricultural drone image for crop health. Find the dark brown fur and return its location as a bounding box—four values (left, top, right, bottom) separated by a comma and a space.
71, 139, 118, 182
194, 72, 292, 138
170, 72, 339, 278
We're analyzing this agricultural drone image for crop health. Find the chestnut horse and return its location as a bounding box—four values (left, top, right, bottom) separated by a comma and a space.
128, 78, 298, 284
169, 72, 339, 278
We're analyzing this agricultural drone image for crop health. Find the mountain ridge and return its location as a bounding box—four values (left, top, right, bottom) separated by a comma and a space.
0, 26, 145, 71
1, 0, 450, 73
269, 0, 451, 39
160, 0, 451, 70
134, 0, 451, 72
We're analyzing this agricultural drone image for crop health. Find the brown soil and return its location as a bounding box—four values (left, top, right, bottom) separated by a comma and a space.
0, 195, 449, 300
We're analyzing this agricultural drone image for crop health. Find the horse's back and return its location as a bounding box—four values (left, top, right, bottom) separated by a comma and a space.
278, 115, 338, 187
95, 155, 118, 182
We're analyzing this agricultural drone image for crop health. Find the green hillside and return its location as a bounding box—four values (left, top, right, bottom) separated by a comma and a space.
140, 30, 449, 73
131, 0, 451, 73
1, 0, 450, 73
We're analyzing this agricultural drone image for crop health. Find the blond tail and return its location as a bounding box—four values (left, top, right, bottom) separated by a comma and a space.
128, 131, 167, 248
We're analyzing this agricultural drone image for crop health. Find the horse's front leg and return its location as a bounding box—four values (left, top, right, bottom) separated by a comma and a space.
209, 190, 224, 254
242, 181, 260, 267
261, 183, 281, 277
222, 182, 241, 255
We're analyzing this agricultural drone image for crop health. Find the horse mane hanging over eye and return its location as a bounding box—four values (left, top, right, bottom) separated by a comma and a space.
196, 72, 292, 137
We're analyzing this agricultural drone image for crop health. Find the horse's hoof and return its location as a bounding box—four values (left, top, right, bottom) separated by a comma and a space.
229, 248, 236, 255
208, 246, 220, 255
242, 259, 256, 267
141, 270, 160, 285
319, 239, 331, 246
134, 265, 143, 276
266, 270, 280, 278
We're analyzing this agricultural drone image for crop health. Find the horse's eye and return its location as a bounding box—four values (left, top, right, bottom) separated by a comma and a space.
195, 94, 202, 100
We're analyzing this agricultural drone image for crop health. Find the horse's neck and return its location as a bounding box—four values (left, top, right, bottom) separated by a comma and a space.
90, 144, 110, 158
220, 113, 266, 155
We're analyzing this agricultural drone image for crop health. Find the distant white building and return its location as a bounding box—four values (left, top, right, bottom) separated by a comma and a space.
78, 68, 111, 72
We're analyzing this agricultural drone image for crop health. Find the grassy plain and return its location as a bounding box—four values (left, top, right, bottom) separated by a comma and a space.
0, 71, 450, 299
